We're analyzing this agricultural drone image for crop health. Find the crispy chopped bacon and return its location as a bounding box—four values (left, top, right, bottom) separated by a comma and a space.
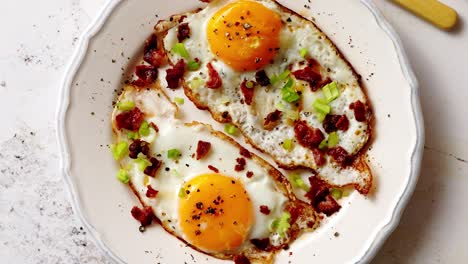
143, 34, 166, 67
306, 176, 341, 216
312, 148, 326, 167
246, 171, 253, 178
323, 114, 350, 133
131, 206, 155, 227
196, 140, 211, 160
177, 23, 191, 42
239, 147, 252, 159
251, 238, 271, 251
144, 157, 162, 177
264, 110, 282, 130
259, 205, 271, 215
115, 107, 144, 132
233, 255, 251, 264
292, 66, 322, 91
235, 157, 246, 172
328, 147, 353, 167
294, 120, 325, 149
132, 65, 158, 87
349, 100, 367, 122
165, 59, 186, 89
208, 165, 219, 173
206, 62, 222, 89
255, 70, 270, 86
146, 185, 159, 198
240, 80, 255, 105
129, 140, 150, 159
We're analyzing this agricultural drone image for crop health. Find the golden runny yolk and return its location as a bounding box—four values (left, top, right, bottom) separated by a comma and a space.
207, 0, 282, 72
179, 174, 254, 252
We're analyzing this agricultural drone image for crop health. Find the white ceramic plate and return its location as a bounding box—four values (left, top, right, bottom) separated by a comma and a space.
57, 0, 424, 263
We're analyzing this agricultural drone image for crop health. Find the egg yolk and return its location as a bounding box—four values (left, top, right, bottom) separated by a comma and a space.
179, 173, 254, 252
207, 0, 282, 72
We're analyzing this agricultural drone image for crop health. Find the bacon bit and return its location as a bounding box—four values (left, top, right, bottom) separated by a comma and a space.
349, 100, 367, 122
115, 107, 144, 132
133, 65, 158, 87
251, 238, 271, 251
246, 171, 253, 178
143, 34, 166, 67
196, 140, 211, 160
166, 59, 186, 89
240, 80, 255, 105
264, 110, 282, 130
259, 205, 271, 215
144, 157, 162, 177
146, 185, 159, 198
206, 62, 222, 89
234, 157, 246, 172
255, 70, 270, 86
239, 147, 252, 159
328, 147, 353, 167
233, 255, 251, 264
208, 165, 219, 173
306, 176, 341, 216
323, 115, 350, 133
149, 122, 159, 132
312, 148, 326, 167
199, 0, 211, 2
129, 140, 150, 159
292, 66, 322, 91
144, 34, 158, 53
131, 206, 155, 227
293, 120, 325, 149
316, 195, 341, 216
177, 23, 191, 42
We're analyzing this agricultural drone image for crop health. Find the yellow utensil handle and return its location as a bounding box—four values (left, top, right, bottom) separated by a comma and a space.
391, 0, 458, 30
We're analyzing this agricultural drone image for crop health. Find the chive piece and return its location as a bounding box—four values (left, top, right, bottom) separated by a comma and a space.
111, 141, 128, 160
178, 187, 187, 198
117, 101, 135, 111
246, 80, 254, 89
116, 169, 130, 184
138, 121, 150, 137
174, 97, 185, 105
270, 74, 279, 85
275, 102, 286, 112
189, 78, 204, 90
328, 132, 339, 148
316, 112, 327, 122
282, 78, 300, 103
299, 48, 308, 58
276, 212, 292, 237
171, 43, 190, 59
167, 149, 181, 160
289, 174, 309, 191
127, 131, 139, 140
313, 98, 331, 115
318, 138, 328, 150
136, 155, 151, 171
331, 188, 343, 200
224, 124, 237, 136
187, 60, 200, 71
282, 139, 294, 151
285, 109, 299, 121
322, 82, 340, 102
279, 70, 291, 80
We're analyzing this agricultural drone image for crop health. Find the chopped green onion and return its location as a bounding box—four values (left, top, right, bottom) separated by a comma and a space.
136, 155, 151, 171
289, 174, 309, 191
318, 138, 328, 150
285, 109, 299, 121
167, 149, 181, 160
224, 124, 237, 136
282, 139, 294, 151
117, 101, 135, 111
174, 97, 185, 105
331, 189, 343, 200
189, 78, 204, 90
138, 121, 150, 137
281, 78, 300, 103
313, 98, 331, 115
187, 60, 200, 71
279, 70, 291, 80
322, 82, 340, 103
342, 189, 351, 197
328, 132, 339, 148
171, 43, 190, 59
270, 75, 279, 85
271, 212, 291, 237
111, 141, 128, 160
275, 102, 286, 112
127, 131, 139, 140
316, 112, 327, 122
178, 187, 187, 198
299, 48, 308, 58
116, 169, 130, 184
246, 80, 254, 89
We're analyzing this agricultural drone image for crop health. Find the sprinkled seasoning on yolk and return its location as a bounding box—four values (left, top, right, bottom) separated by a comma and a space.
179, 174, 253, 252
207, 0, 282, 72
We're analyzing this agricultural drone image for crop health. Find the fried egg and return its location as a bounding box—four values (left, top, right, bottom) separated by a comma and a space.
111, 85, 317, 263
156, 0, 372, 193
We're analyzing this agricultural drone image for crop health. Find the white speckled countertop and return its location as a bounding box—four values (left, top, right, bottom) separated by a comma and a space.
0, 0, 467, 263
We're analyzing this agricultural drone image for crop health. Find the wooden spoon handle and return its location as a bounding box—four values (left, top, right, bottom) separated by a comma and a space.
391, 0, 458, 30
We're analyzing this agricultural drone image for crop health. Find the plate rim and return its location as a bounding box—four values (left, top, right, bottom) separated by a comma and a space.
55, 0, 425, 263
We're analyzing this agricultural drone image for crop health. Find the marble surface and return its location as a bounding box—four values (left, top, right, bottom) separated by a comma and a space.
0, 0, 466, 263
